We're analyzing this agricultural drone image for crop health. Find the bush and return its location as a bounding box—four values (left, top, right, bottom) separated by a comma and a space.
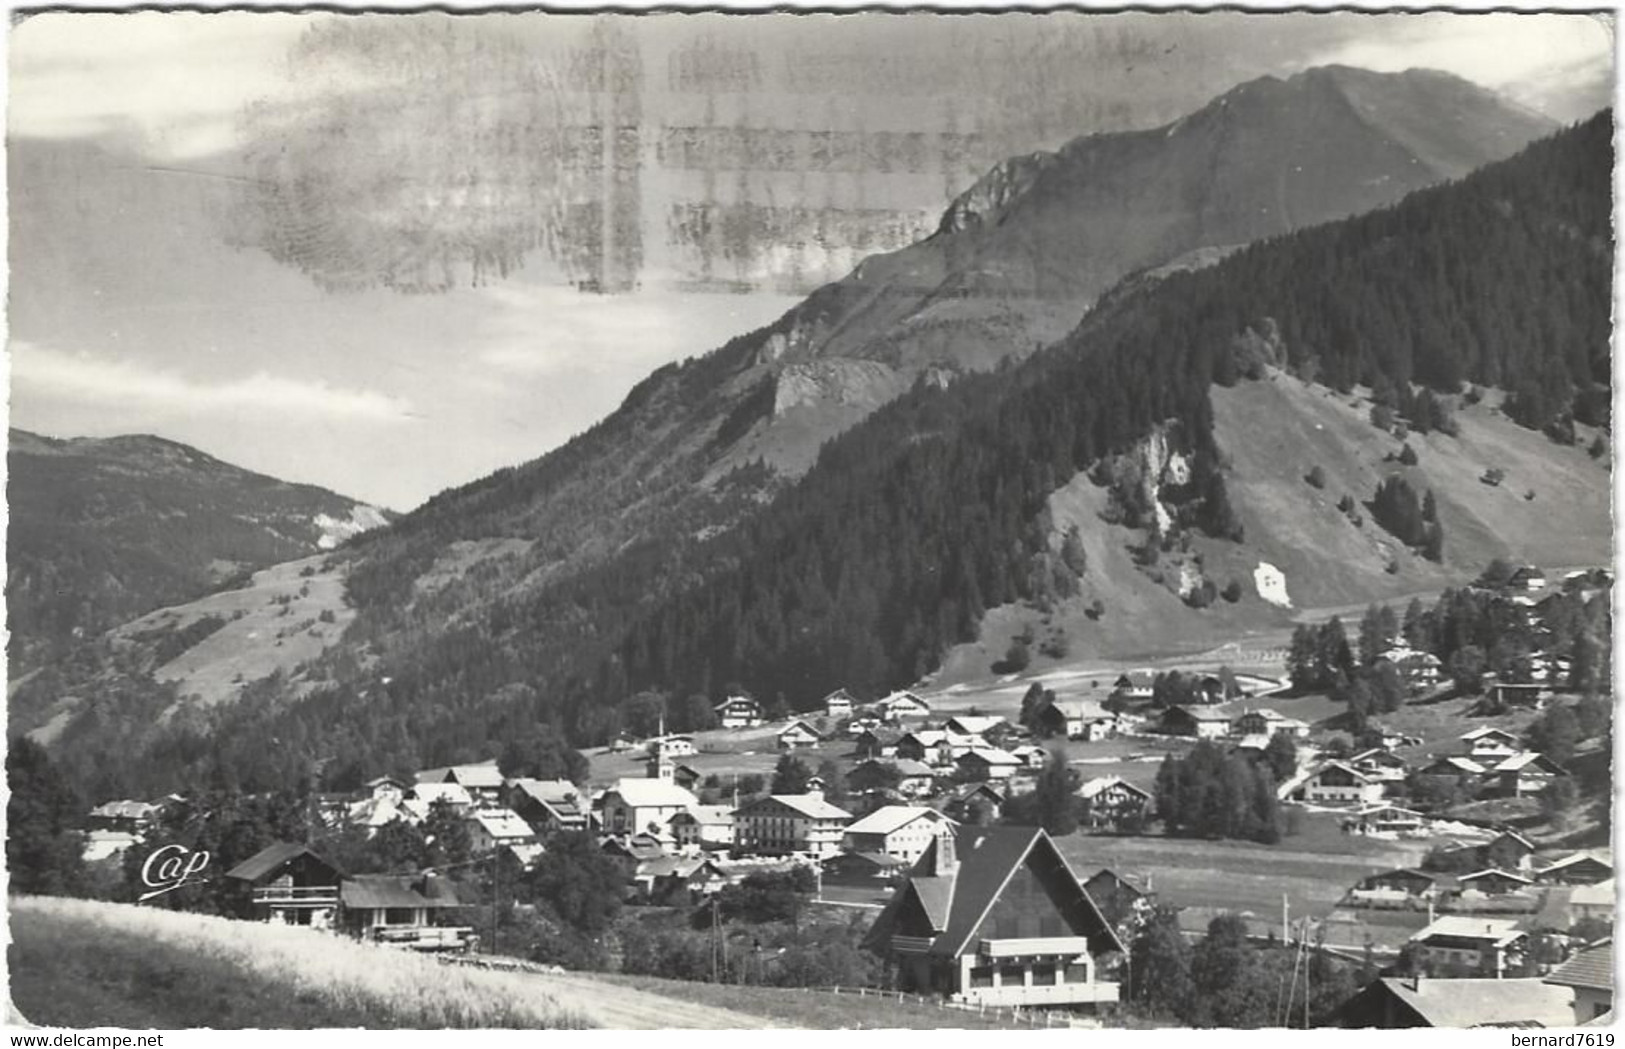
992, 639, 1032, 675
1481, 467, 1505, 486
1398, 443, 1419, 466
1221, 580, 1243, 603
1305, 465, 1326, 489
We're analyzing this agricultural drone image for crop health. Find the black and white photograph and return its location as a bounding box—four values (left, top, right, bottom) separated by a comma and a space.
3, 5, 1616, 1032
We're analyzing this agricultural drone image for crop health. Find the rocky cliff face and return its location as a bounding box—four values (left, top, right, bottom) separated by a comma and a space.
937, 152, 1058, 235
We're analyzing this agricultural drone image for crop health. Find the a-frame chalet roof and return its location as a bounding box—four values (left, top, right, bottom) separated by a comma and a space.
1461, 726, 1520, 743
865, 825, 1122, 961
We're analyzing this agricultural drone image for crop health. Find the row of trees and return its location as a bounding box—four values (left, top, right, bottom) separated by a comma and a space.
1153, 741, 1289, 845
1127, 910, 1362, 1027
1370, 476, 1444, 561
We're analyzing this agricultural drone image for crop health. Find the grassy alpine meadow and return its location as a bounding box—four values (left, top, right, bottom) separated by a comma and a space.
9, 895, 593, 1029
1055, 813, 1427, 927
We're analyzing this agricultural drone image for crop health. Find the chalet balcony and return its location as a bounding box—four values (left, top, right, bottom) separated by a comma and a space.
957, 981, 1120, 1008
979, 936, 1092, 959
892, 935, 934, 954
368, 926, 476, 951
253, 885, 340, 907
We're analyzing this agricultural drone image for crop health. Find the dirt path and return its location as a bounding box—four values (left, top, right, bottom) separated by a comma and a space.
521, 971, 783, 1029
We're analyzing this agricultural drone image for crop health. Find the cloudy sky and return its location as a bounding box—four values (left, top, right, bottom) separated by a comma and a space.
7, 8, 1615, 510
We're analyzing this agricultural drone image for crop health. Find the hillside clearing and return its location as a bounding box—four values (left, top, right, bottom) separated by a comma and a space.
112, 554, 356, 713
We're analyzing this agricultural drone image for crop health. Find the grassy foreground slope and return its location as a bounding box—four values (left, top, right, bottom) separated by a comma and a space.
8, 896, 594, 1029
8, 897, 818, 1029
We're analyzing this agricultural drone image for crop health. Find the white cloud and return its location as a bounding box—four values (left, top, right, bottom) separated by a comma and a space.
12, 341, 416, 424
8, 12, 368, 157
1300, 12, 1612, 94
471, 283, 799, 380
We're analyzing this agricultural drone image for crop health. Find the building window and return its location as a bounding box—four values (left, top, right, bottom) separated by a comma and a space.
384, 907, 415, 925
969, 966, 994, 989
1032, 963, 1058, 986
1065, 962, 1091, 984
999, 964, 1025, 986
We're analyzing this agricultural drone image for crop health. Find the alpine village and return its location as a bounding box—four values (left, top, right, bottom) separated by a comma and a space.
6, 19, 1617, 1032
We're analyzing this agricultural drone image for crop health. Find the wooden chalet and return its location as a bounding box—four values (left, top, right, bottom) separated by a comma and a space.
1456, 868, 1535, 898
646, 734, 697, 758
1076, 777, 1151, 830
1409, 916, 1527, 977
1291, 762, 1384, 806
937, 782, 1005, 823
1157, 706, 1231, 740
845, 758, 934, 799
226, 843, 343, 929
637, 856, 729, 904
466, 808, 538, 854
863, 826, 1123, 1009
87, 799, 163, 834
713, 695, 764, 729
1111, 672, 1155, 700
1487, 679, 1552, 710
1080, 869, 1152, 935
822, 850, 909, 888
1379, 648, 1444, 693
668, 805, 735, 849
416, 762, 504, 806
1535, 849, 1613, 886
854, 728, 903, 761
874, 691, 932, 722
1491, 752, 1568, 798
777, 720, 821, 750
339, 872, 473, 951
842, 805, 954, 864
1231, 709, 1310, 739
822, 688, 857, 720
1339, 976, 1576, 1028
955, 748, 1021, 782
1545, 938, 1613, 1024
1417, 755, 1488, 782
506, 778, 589, 835
1348, 748, 1410, 785
1351, 868, 1437, 901
1040, 701, 1115, 741
944, 716, 1006, 738
1341, 804, 1426, 837
1459, 727, 1522, 763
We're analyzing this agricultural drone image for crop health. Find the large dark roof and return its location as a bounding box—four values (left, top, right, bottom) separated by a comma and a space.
224, 842, 342, 883
867, 825, 1122, 960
